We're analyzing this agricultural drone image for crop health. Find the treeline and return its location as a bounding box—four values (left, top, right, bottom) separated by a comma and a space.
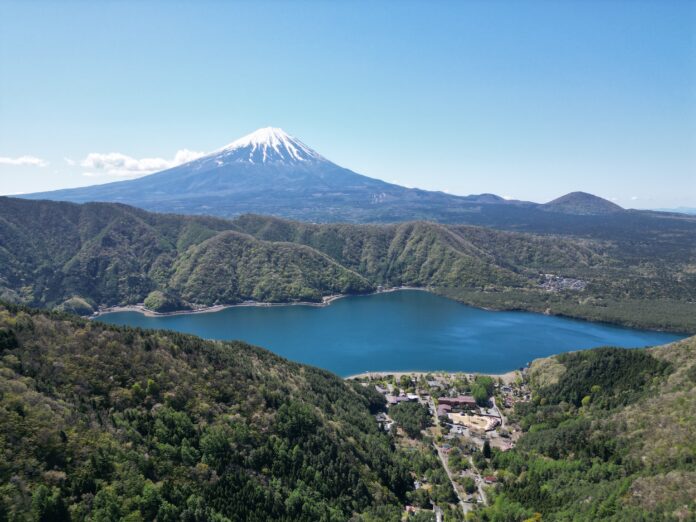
437, 288, 696, 333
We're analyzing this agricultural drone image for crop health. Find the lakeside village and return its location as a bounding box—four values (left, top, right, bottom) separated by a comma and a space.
350, 370, 532, 520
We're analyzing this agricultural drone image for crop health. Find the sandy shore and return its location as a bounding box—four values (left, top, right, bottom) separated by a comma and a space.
91, 295, 344, 319
344, 369, 522, 385
91, 286, 426, 319
92, 303, 233, 318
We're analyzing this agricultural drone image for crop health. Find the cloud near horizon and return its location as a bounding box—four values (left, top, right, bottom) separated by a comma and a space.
77, 149, 206, 177
0, 155, 49, 167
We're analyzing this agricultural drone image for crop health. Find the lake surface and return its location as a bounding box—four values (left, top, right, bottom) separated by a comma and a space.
97, 290, 685, 376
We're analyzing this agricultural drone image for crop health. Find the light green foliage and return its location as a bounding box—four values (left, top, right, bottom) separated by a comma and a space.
396, 446, 457, 507
56, 296, 94, 316
473, 338, 696, 521
461, 476, 476, 494
528, 356, 566, 388
399, 375, 414, 390
143, 290, 186, 313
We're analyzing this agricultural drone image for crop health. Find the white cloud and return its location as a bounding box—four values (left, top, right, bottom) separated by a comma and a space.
0, 155, 49, 167
173, 149, 206, 164
77, 149, 206, 177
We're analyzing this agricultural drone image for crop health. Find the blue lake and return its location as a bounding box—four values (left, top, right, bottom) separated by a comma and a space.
97, 290, 686, 376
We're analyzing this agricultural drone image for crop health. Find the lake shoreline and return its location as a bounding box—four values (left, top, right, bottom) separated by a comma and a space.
344, 369, 522, 385
94, 289, 685, 378
91, 286, 692, 336
91, 286, 428, 319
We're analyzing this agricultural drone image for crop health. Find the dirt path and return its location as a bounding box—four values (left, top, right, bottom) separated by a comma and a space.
468, 455, 488, 506
428, 397, 468, 514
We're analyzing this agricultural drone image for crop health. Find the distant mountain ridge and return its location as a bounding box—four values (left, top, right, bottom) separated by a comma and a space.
654, 207, 696, 215
541, 191, 623, 215
23, 127, 630, 223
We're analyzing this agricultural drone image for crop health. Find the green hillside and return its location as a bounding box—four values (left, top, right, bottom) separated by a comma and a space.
474, 336, 696, 521
169, 230, 371, 304
0, 198, 371, 310
227, 215, 696, 332
1, 197, 694, 332
0, 303, 418, 521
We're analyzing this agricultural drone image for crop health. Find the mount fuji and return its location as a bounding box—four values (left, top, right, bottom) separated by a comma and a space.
23, 127, 528, 222
19, 127, 696, 245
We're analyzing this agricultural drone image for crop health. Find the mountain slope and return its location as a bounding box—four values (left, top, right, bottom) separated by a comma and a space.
25, 127, 519, 223
0, 197, 534, 311
474, 336, 696, 521
169, 230, 372, 303
230, 215, 602, 289
0, 197, 371, 309
541, 191, 624, 215
0, 303, 413, 520
1, 197, 695, 331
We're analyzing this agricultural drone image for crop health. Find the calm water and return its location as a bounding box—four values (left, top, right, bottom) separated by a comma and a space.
97, 290, 685, 376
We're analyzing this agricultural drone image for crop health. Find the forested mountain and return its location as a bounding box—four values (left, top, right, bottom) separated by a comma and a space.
1, 303, 694, 520
0, 197, 372, 310
474, 335, 696, 521
1, 197, 695, 332
0, 303, 416, 521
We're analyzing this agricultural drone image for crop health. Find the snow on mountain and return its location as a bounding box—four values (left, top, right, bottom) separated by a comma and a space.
213, 127, 325, 165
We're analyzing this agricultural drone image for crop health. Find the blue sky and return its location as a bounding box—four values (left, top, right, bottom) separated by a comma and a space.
1, 0, 694, 208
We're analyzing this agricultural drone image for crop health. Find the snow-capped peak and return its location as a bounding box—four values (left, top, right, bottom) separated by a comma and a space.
217, 127, 324, 164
